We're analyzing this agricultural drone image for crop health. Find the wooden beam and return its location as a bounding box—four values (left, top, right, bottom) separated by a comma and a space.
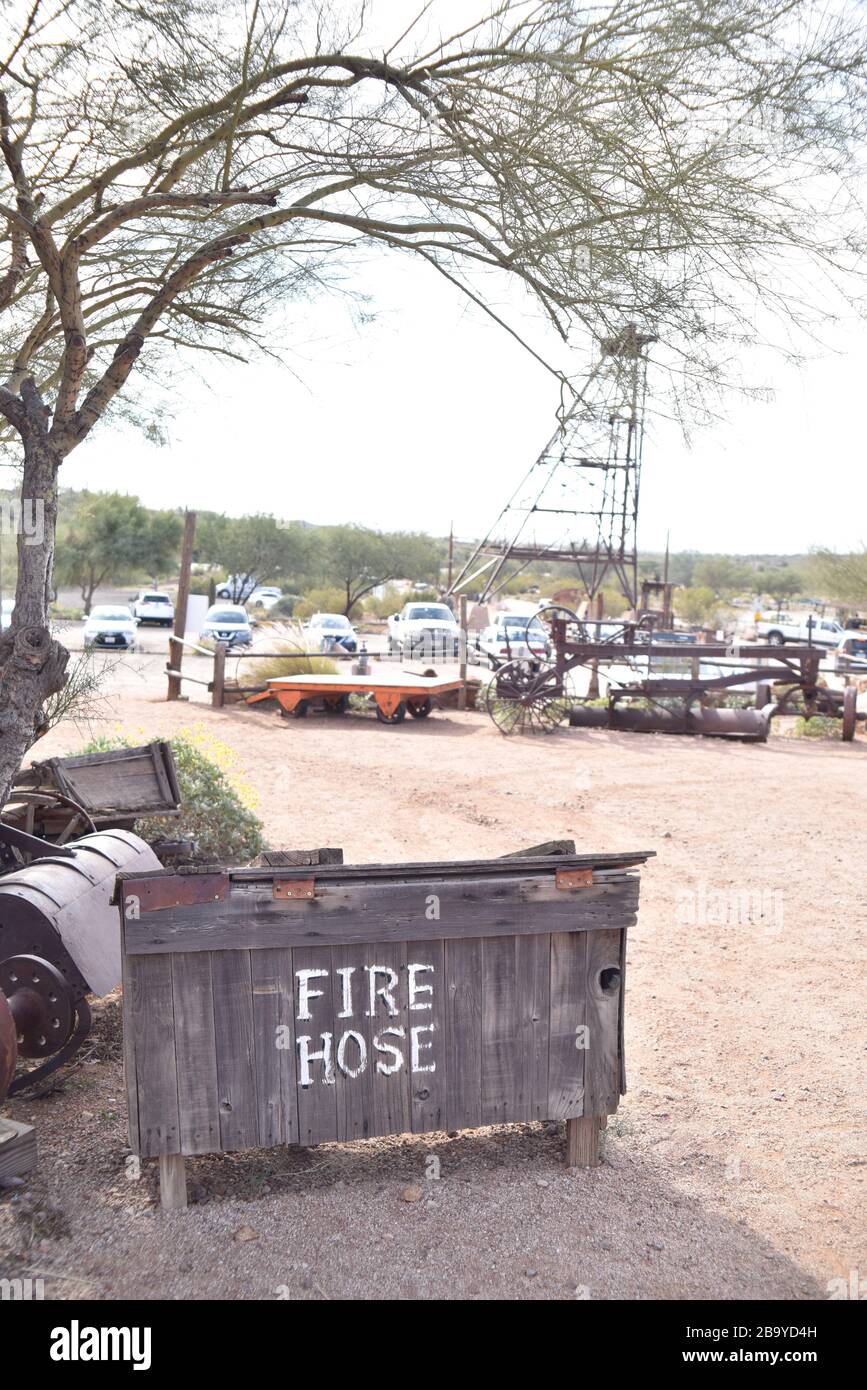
124, 874, 641, 956
565, 1116, 599, 1167
158, 1153, 187, 1210
0, 1118, 37, 1183
458, 593, 468, 710
211, 641, 227, 708
167, 510, 196, 702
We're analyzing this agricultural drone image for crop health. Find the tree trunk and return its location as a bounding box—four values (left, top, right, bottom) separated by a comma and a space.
0, 412, 69, 807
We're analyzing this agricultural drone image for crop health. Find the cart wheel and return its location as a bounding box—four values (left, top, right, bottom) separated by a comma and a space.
376, 701, 407, 724
407, 697, 433, 719
842, 685, 857, 741
324, 694, 349, 714
292, 699, 309, 718
483, 659, 565, 736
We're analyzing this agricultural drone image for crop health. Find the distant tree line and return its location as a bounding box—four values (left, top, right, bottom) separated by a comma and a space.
33, 489, 865, 619
47, 490, 442, 614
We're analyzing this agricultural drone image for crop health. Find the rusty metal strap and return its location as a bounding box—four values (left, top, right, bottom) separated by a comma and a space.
121, 873, 227, 913
273, 878, 315, 900
555, 867, 593, 891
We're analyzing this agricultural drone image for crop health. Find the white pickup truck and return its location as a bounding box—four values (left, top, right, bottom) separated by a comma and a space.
755, 613, 844, 647
387, 602, 461, 658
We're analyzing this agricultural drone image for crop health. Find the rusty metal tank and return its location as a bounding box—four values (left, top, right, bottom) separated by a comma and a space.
0, 829, 160, 1098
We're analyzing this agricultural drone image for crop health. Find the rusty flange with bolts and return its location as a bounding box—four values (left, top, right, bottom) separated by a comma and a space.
0, 955, 73, 1058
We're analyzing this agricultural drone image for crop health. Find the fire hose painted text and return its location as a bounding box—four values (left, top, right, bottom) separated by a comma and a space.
275, 963, 435, 1085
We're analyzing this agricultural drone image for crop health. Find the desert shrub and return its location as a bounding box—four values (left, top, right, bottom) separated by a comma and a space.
364, 584, 407, 618
294, 586, 355, 620
79, 730, 265, 864
793, 715, 840, 739
249, 637, 339, 682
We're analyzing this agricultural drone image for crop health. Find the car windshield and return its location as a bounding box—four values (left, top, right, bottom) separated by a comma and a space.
91, 608, 132, 621
408, 606, 452, 620
208, 610, 246, 624
315, 616, 349, 629
143, 594, 170, 603
501, 617, 544, 633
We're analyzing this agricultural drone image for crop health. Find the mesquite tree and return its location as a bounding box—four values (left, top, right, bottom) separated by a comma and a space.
1, 0, 866, 802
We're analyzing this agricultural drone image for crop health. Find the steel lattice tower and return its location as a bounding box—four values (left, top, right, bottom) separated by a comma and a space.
449, 324, 655, 607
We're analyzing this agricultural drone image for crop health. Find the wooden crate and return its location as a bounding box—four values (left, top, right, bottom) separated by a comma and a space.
9, 741, 181, 839
117, 847, 652, 1209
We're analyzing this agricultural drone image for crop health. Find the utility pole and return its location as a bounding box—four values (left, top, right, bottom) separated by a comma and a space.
167, 510, 196, 701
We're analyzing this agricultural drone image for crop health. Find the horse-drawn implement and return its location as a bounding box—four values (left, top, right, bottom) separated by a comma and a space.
484, 609, 861, 741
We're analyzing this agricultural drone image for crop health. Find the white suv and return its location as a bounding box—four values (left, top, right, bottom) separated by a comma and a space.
131, 590, 175, 626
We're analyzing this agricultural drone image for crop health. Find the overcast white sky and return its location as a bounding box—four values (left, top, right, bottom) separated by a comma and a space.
67, 243, 867, 556
29, 0, 867, 555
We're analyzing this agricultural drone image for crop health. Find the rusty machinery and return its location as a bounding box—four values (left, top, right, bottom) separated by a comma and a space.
0, 824, 160, 1101
484, 607, 861, 740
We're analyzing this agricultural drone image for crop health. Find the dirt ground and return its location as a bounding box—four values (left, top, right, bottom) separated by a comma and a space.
1, 692, 864, 1301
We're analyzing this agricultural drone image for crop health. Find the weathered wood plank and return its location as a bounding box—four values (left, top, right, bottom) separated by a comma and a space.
293, 946, 338, 1145
444, 936, 482, 1132
584, 928, 623, 1117
409, 939, 446, 1134
369, 941, 412, 1142
547, 931, 587, 1121
227, 850, 651, 880
211, 949, 258, 1151
0, 1118, 37, 1182
332, 944, 377, 1143
125, 875, 640, 956
159, 1153, 188, 1209
171, 952, 220, 1154
479, 934, 550, 1124
251, 948, 298, 1147
256, 848, 344, 867
121, 931, 140, 1155
518, 933, 551, 1121
565, 1115, 600, 1167
481, 937, 520, 1124
128, 953, 180, 1157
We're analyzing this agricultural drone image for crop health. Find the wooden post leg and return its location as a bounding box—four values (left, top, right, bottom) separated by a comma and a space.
159, 1154, 187, 1210
566, 1116, 600, 1168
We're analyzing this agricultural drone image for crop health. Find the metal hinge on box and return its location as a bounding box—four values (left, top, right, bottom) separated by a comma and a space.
273, 878, 315, 900
555, 867, 593, 891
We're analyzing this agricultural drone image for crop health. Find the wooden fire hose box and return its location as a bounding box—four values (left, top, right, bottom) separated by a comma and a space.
117, 845, 652, 1209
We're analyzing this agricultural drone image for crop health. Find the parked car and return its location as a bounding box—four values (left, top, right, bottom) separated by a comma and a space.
387, 602, 460, 657
130, 589, 175, 626
475, 614, 551, 669
305, 612, 358, 653
215, 573, 256, 601
247, 586, 282, 611
84, 605, 138, 650
200, 603, 253, 647
756, 613, 844, 647
833, 631, 867, 671
0, 597, 13, 631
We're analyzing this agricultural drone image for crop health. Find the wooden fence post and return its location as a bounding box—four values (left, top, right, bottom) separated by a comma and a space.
167, 510, 196, 701
458, 593, 468, 710
211, 642, 227, 708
